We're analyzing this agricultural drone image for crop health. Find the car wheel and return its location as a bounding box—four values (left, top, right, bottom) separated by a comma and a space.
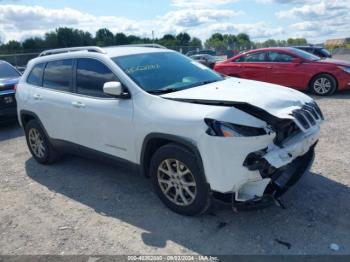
149, 143, 210, 216
24, 120, 59, 164
310, 74, 337, 96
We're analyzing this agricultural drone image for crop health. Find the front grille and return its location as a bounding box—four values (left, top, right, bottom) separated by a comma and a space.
291, 102, 323, 130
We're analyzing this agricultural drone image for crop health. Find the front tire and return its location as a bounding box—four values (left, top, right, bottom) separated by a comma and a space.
310, 74, 337, 96
149, 143, 210, 216
24, 120, 59, 164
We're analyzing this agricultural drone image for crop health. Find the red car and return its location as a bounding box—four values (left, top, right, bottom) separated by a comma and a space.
214, 47, 350, 96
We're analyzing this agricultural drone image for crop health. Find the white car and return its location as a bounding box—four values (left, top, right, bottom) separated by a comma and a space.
16, 45, 323, 216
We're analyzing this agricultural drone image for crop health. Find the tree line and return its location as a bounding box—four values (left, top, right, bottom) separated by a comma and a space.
0, 27, 308, 54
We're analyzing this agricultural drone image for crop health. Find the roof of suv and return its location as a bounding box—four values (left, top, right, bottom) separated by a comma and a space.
103, 46, 171, 57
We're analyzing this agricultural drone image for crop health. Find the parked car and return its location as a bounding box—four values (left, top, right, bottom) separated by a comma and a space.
293, 46, 332, 59
190, 54, 217, 68
186, 49, 216, 57
0, 60, 21, 123
16, 46, 323, 216
15, 66, 27, 74
214, 47, 350, 96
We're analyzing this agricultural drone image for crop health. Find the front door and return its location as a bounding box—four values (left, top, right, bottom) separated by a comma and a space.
69, 58, 135, 162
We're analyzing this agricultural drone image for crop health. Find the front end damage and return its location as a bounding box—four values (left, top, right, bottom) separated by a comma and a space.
197, 101, 323, 210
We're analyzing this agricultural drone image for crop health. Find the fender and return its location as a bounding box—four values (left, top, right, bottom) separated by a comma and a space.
140, 133, 205, 180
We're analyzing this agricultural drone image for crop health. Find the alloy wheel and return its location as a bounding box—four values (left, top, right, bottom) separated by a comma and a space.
313, 77, 331, 95
28, 128, 46, 158
157, 159, 197, 206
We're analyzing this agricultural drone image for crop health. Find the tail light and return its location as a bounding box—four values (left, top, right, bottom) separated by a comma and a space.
14, 84, 17, 92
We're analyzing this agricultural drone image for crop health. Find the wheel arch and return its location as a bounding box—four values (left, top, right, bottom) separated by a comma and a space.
140, 133, 205, 179
308, 72, 338, 91
20, 110, 50, 138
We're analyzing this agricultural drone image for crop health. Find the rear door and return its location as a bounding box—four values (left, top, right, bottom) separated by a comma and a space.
27, 59, 77, 142
266, 51, 305, 89
230, 51, 269, 81
68, 58, 135, 161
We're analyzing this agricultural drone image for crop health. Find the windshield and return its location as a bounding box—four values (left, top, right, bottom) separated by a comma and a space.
289, 48, 320, 61
0, 62, 20, 79
112, 52, 223, 94
320, 48, 331, 57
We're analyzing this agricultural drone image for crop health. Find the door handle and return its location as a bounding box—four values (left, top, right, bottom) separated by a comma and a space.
266, 66, 273, 69
33, 94, 42, 100
71, 101, 85, 108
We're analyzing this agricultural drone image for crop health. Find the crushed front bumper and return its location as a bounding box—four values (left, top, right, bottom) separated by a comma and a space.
233, 143, 316, 210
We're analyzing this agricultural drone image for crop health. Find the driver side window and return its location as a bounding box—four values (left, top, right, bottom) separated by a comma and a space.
76, 58, 119, 98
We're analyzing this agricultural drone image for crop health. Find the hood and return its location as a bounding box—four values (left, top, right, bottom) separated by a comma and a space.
317, 58, 350, 67
161, 78, 313, 119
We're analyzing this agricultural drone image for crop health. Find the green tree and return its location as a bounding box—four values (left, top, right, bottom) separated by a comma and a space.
176, 33, 191, 46
22, 37, 45, 51
95, 28, 115, 46
115, 33, 129, 45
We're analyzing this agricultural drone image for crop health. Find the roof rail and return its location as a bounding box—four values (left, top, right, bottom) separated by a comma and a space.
116, 44, 167, 49
39, 46, 106, 57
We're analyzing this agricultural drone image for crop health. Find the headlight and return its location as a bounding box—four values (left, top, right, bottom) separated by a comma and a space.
204, 118, 267, 137
338, 66, 350, 74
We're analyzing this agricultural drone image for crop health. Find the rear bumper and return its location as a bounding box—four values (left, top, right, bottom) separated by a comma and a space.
0, 106, 17, 123
0, 91, 17, 123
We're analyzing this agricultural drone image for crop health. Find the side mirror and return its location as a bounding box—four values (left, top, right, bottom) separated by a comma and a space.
292, 58, 303, 64
103, 81, 130, 98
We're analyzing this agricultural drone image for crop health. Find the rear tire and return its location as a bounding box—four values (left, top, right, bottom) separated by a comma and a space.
24, 119, 59, 164
310, 74, 337, 96
149, 143, 210, 216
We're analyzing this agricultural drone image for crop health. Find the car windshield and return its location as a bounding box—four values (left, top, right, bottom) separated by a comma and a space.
320, 48, 331, 57
0, 62, 20, 79
112, 52, 223, 94
289, 48, 320, 61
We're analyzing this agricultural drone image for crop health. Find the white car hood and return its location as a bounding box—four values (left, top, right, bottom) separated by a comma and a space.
161, 78, 313, 119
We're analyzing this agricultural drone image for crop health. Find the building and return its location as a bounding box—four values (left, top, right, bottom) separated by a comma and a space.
325, 38, 350, 46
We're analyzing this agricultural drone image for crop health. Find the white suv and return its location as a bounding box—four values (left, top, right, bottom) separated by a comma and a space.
16, 45, 323, 216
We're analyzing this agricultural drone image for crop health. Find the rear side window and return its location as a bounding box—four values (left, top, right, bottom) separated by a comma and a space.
76, 58, 118, 98
236, 52, 267, 62
268, 51, 294, 62
43, 59, 73, 92
27, 63, 45, 86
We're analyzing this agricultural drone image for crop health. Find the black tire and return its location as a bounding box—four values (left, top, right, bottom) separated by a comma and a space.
310, 74, 337, 96
24, 119, 59, 164
149, 143, 210, 216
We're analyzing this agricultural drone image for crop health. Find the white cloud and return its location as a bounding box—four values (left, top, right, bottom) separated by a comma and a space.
0, 5, 142, 42
171, 0, 239, 8
162, 9, 243, 27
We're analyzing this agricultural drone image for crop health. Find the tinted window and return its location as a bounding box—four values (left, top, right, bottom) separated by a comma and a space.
0, 61, 20, 78
43, 59, 73, 92
236, 52, 267, 62
76, 58, 117, 97
27, 63, 45, 86
268, 51, 294, 62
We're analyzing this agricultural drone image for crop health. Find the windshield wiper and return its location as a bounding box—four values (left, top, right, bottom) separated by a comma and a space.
148, 79, 223, 95
148, 88, 180, 94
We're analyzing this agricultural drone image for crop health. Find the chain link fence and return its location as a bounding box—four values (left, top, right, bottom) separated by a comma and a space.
1, 46, 349, 69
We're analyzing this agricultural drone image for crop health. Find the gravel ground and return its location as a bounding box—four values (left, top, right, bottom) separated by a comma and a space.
1, 91, 350, 255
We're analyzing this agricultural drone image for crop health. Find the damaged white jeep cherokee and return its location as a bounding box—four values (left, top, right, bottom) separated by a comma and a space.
16, 45, 323, 216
